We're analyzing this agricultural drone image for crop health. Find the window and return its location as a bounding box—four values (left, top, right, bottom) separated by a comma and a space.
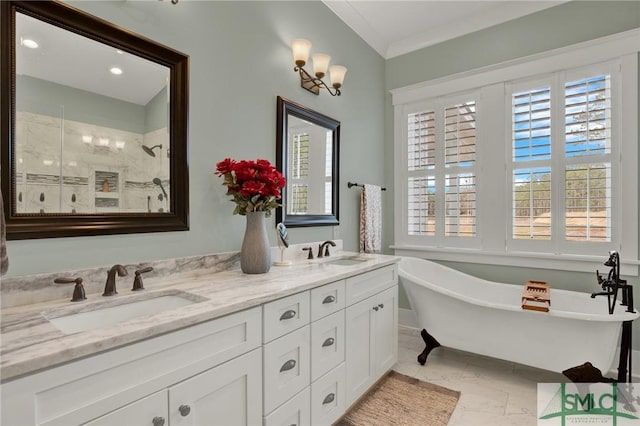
392, 32, 638, 273
405, 98, 478, 245
507, 70, 614, 253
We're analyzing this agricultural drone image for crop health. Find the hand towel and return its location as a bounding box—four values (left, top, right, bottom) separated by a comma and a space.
359, 184, 382, 253
1, 189, 8, 275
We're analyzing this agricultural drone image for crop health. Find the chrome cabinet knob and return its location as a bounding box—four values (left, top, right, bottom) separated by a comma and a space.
178, 404, 191, 416
373, 306, 379, 311
378, 303, 384, 309
152, 416, 165, 426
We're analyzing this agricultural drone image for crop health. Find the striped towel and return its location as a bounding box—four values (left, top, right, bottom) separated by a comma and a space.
1, 189, 8, 275
359, 184, 382, 253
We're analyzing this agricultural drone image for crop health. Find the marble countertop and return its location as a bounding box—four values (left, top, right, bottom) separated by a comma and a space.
1, 252, 399, 382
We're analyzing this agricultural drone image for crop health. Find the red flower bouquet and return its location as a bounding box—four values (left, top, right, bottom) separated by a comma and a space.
215, 158, 286, 216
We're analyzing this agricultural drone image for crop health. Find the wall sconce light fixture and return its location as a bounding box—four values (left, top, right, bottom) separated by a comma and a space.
292, 39, 347, 96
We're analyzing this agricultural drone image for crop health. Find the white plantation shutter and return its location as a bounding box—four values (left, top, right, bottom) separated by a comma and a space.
408, 111, 435, 171
408, 175, 435, 236
407, 110, 436, 236
406, 100, 477, 240
511, 86, 552, 240
564, 74, 612, 242
444, 102, 476, 237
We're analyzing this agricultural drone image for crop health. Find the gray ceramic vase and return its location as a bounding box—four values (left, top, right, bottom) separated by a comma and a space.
240, 211, 271, 274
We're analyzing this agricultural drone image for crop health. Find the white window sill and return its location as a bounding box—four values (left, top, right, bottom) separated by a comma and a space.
390, 244, 640, 276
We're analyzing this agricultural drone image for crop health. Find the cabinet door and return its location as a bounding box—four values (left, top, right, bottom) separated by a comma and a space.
372, 286, 398, 377
83, 391, 167, 426
344, 297, 374, 406
169, 348, 262, 426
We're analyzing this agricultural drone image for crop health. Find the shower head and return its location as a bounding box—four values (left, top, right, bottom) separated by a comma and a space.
153, 177, 168, 199
142, 144, 162, 157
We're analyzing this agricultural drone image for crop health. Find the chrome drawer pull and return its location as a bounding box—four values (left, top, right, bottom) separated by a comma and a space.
280, 359, 297, 372
152, 417, 165, 426
323, 393, 335, 405
322, 337, 335, 347
178, 405, 191, 416
378, 303, 384, 309
280, 309, 297, 320
373, 306, 379, 311
322, 295, 336, 304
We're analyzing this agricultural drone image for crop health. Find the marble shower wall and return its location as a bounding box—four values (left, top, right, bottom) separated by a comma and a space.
14, 111, 170, 213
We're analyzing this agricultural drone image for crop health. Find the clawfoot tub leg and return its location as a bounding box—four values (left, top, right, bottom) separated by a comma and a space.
417, 328, 441, 365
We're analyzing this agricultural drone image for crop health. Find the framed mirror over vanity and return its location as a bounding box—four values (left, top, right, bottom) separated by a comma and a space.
0, 1, 189, 240
276, 96, 339, 227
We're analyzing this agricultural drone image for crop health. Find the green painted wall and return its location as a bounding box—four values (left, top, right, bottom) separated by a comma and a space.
5, 1, 385, 275
16, 75, 145, 133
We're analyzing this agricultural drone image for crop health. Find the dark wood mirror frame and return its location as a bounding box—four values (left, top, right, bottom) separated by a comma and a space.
276, 96, 339, 227
1, 1, 189, 240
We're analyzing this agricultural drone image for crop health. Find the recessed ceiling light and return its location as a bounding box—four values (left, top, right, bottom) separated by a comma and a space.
22, 38, 39, 49
110, 67, 123, 75
99, 138, 110, 146
82, 135, 93, 143
115, 141, 125, 149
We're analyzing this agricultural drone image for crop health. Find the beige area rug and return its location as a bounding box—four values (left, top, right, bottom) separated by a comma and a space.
337, 371, 460, 426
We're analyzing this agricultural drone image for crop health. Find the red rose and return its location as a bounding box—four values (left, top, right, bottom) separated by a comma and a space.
239, 180, 265, 197
215, 158, 236, 176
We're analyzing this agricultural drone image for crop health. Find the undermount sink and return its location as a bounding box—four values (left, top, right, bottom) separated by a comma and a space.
324, 256, 369, 266
43, 291, 207, 334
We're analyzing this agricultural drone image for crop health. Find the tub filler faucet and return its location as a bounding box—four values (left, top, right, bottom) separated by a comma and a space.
103, 264, 128, 296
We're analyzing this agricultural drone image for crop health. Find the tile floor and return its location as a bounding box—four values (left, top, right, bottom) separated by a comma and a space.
394, 326, 567, 425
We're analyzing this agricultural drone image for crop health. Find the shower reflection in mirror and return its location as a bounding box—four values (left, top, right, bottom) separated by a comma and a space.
13, 11, 171, 215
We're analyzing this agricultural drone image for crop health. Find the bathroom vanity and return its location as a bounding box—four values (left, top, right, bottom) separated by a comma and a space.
0, 252, 398, 425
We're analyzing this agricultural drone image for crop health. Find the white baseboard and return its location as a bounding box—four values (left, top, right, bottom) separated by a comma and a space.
398, 307, 640, 381
399, 308, 419, 328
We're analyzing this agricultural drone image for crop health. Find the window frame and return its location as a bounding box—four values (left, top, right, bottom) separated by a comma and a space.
392, 30, 638, 275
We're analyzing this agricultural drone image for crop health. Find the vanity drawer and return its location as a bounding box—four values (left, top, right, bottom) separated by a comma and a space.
263, 386, 310, 426
311, 310, 345, 382
310, 363, 345, 426
263, 291, 310, 343
310, 280, 345, 322
345, 265, 397, 306
263, 325, 311, 414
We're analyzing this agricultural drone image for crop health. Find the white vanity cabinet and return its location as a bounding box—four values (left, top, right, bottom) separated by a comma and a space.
261, 263, 398, 426
1, 261, 398, 426
345, 268, 398, 407
1, 307, 262, 426
84, 349, 262, 426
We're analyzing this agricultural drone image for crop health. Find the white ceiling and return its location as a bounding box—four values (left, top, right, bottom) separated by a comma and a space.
323, 0, 566, 59
17, 12, 168, 106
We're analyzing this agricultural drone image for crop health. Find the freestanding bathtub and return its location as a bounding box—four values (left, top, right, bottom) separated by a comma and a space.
398, 257, 639, 373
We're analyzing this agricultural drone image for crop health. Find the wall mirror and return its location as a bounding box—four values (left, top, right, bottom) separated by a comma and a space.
276, 96, 339, 227
1, 1, 189, 239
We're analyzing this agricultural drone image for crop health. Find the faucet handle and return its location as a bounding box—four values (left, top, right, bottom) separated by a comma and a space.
317, 244, 324, 258
132, 267, 153, 291
302, 247, 314, 260
54, 277, 87, 302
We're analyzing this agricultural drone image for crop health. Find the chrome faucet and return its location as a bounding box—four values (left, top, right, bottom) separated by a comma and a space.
317, 240, 337, 258
103, 264, 128, 296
